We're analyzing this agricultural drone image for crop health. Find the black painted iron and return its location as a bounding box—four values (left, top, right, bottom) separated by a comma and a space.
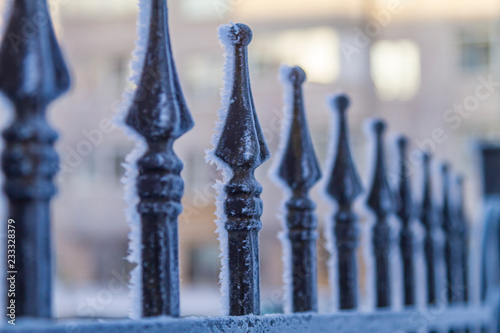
441, 165, 466, 333
277, 66, 321, 313
419, 153, 440, 306
454, 175, 470, 333
394, 136, 415, 307
326, 94, 363, 310
455, 175, 469, 304
441, 164, 464, 306
0, 0, 497, 327
0, 0, 70, 318
366, 119, 396, 308
125, 0, 194, 317
214, 23, 270, 316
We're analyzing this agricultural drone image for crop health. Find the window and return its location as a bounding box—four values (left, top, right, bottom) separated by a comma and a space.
252, 27, 341, 84
370, 39, 421, 101
180, 0, 221, 21
459, 27, 491, 72
63, 0, 137, 18
183, 54, 223, 100
187, 243, 220, 284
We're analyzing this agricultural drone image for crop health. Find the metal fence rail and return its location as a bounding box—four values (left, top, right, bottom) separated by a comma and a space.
1, 0, 499, 332
2, 303, 497, 333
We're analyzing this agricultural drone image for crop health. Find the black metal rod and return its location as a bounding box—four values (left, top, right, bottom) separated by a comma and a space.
277, 66, 321, 313
366, 119, 396, 308
418, 153, 440, 306
395, 136, 416, 307
455, 175, 469, 303
326, 94, 363, 310
454, 176, 470, 333
442, 165, 466, 333
125, 0, 194, 317
442, 164, 464, 305
214, 23, 270, 316
0, 0, 70, 318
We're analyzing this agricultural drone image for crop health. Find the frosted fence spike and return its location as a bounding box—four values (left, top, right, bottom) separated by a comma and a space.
0, 0, 70, 318
214, 23, 269, 316
277, 66, 321, 313
441, 164, 464, 306
455, 174, 469, 304
125, 0, 194, 317
366, 119, 396, 308
395, 136, 416, 306
419, 152, 439, 305
326, 94, 363, 310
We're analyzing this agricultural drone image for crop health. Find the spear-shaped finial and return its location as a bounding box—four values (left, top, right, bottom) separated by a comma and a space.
419, 152, 439, 305
0, 0, 70, 104
278, 66, 321, 191
126, 0, 193, 139
395, 136, 416, 307
125, 0, 193, 317
441, 164, 464, 304
366, 119, 396, 308
0, 0, 70, 318
326, 94, 363, 310
327, 95, 363, 206
277, 65, 321, 313
213, 23, 269, 316
215, 23, 269, 168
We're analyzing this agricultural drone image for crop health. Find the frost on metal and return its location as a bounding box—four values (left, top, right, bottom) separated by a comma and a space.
325, 94, 363, 310
208, 22, 269, 316
275, 65, 321, 313
122, 0, 193, 318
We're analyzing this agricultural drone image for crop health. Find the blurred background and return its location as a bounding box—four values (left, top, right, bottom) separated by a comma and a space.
0, 0, 500, 318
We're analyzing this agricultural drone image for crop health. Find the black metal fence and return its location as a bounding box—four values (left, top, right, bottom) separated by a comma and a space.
1, 0, 499, 332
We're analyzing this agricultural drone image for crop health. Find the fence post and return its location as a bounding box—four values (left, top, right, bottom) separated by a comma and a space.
366, 119, 396, 308
326, 94, 362, 310
419, 153, 440, 306
0, 0, 70, 318
125, 0, 194, 317
214, 23, 270, 316
277, 66, 321, 313
454, 174, 470, 333
478, 144, 500, 332
394, 136, 416, 307
454, 175, 469, 303
441, 164, 464, 306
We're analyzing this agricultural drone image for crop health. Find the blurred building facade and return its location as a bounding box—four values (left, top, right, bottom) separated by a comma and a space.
0, 0, 499, 317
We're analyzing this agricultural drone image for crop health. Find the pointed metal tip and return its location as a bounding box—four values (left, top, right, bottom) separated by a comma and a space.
0, 0, 70, 103
277, 64, 320, 190
441, 163, 450, 174
326, 93, 362, 204
372, 119, 386, 134
287, 66, 306, 86
215, 21, 269, 168
126, 0, 193, 139
330, 94, 350, 113
226, 23, 253, 47
396, 135, 408, 150
422, 151, 432, 163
